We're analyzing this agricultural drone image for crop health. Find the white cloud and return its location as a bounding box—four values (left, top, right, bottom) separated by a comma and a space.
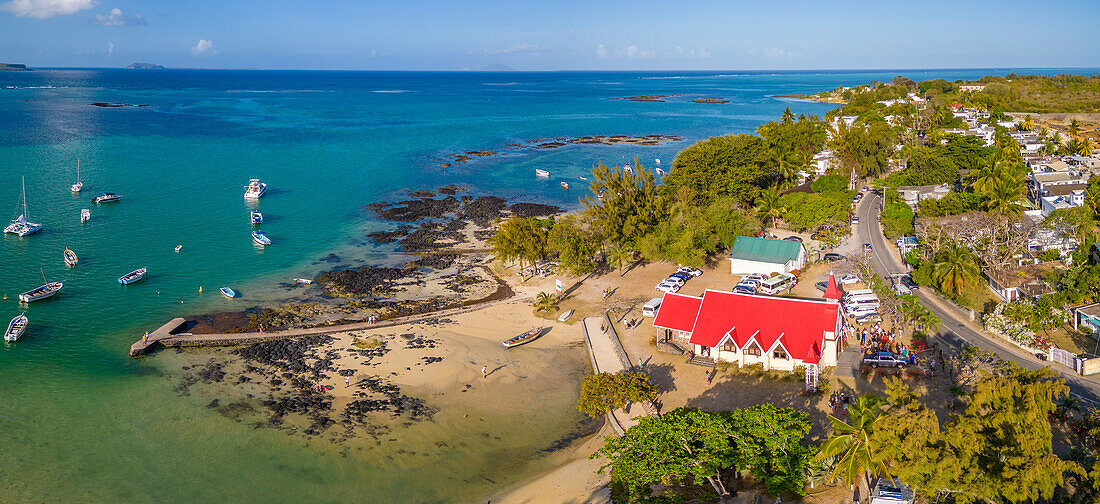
596, 44, 656, 60
596, 44, 609, 59
668, 46, 710, 59
95, 7, 144, 26
0, 0, 95, 19
107, 41, 113, 55
749, 46, 803, 59
190, 39, 215, 56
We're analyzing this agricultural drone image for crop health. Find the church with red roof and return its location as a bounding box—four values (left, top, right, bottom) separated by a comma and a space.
653, 276, 844, 371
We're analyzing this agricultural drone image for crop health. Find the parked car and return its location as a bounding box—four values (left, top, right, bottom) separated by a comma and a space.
733, 283, 757, 295
663, 276, 686, 286
676, 266, 703, 277
783, 236, 803, 242
900, 275, 919, 289
668, 272, 691, 282
855, 313, 882, 324
863, 243, 873, 252
851, 216, 860, 224
815, 281, 828, 292
655, 282, 681, 293
744, 273, 769, 282
823, 252, 845, 262
894, 282, 912, 295
863, 353, 908, 368
838, 274, 860, 285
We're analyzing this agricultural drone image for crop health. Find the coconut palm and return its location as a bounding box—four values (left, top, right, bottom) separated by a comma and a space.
916, 310, 941, 334
533, 291, 558, 313
782, 106, 795, 125
754, 184, 785, 228
820, 395, 889, 495
932, 242, 981, 297
981, 176, 1026, 216
1020, 115, 1035, 131
605, 244, 630, 276
1069, 119, 1081, 137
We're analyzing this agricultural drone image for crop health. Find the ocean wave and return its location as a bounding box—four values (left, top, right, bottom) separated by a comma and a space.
482, 82, 520, 86
4, 85, 59, 89
371, 89, 413, 93
225, 89, 332, 93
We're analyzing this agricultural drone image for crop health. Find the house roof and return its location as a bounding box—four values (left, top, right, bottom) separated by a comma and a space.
985, 261, 1063, 296
1044, 183, 1088, 197
729, 236, 802, 265
654, 289, 840, 362
824, 273, 843, 300
652, 292, 702, 333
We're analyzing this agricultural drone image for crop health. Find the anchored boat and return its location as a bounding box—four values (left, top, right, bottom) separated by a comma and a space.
294, 278, 313, 285
91, 192, 122, 204
80, 208, 90, 223
560, 181, 570, 189
535, 169, 550, 178
71, 159, 83, 193
502, 327, 543, 348
220, 287, 237, 299
19, 282, 63, 303
244, 178, 267, 199
63, 247, 78, 266
5, 177, 43, 237
252, 231, 271, 246
5, 313, 27, 342
250, 209, 263, 224
118, 267, 147, 285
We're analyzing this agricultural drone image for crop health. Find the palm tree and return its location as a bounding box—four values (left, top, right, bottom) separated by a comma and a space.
981, 176, 1026, 216
754, 185, 785, 229
781, 106, 795, 125
1069, 119, 1081, 137
931, 242, 981, 297
605, 244, 630, 276
916, 310, 941, 334
774, 154, 798, 187
820, 394, 889, 496
533, 292, 558, 313
1020, 115, 1035, 131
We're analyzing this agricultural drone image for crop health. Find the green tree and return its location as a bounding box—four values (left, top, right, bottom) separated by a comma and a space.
755, 184, 786, 228
931, 242, 981, 297
533, 291, 558, 313
547, 214, 599, 276
664, 134, 776, 206
577, 371, 658, 418
605, 243, 630, 276
730, 404, 816, 496
981, 175, 1026, 216
490, 216, 549, 272
820, 394, 889, 496
781, 106, 795, 125
1020, 114, 1035, 131
582, 158, 663, 251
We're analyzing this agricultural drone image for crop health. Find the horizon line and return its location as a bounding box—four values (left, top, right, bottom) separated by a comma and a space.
12, 65, 1100, 74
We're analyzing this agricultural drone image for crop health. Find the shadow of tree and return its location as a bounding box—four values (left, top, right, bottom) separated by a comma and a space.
683, 371, 833, 439
643, 362, 677, 395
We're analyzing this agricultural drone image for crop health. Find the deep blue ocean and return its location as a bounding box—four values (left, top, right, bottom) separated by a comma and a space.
0, 67, 1092, 502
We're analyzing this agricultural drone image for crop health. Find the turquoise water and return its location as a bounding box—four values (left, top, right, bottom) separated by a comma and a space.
0, 68, 1090, 502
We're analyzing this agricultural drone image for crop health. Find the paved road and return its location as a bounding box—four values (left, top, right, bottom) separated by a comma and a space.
855, 193, 1100, 404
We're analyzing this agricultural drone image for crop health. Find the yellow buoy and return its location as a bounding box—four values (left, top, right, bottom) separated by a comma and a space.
199, 286, 203, 293
2, 294, 6, 301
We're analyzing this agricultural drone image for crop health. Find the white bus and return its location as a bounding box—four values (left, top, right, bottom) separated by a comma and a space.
758, 273, 797, 295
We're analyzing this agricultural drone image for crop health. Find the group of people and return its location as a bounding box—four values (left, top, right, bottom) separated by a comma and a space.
828, 391, 853, 410
852, 323, 916, 363
367, 314, 378, 324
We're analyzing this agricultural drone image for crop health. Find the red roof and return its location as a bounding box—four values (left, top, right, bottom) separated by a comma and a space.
652, 292, 702, 333
824, 273, 843, 300
654, 289, 840, 362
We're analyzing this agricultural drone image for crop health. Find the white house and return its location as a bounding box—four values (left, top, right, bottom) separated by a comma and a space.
728, 236, 806, 275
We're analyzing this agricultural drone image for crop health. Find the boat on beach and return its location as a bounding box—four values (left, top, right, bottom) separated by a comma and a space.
502, 327, 543, 348
535, 169, 550, 178
5, 313, 27, 342
5, 177, 43, 237
71, 159, 83, 193
80, 208, 90, 223
252, 231, 271, 246
560, 181, 570, 189
220, 287, 237, 298
91, 193, 122, 204
250, 209, 263, 224
294, 278, 313, 285
118, 267, 147, 285
19, 281, 63, 303
244, 178, 267, 199
63, 247, 78, 267
557, 309, 574, 322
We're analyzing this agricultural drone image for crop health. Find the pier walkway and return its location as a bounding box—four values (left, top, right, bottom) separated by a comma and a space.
129, 295, 529, 357
580, 314, 649, 435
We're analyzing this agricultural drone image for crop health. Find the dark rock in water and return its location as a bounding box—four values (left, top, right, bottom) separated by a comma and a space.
409, 254, 457, 270
436, 184, 468, 195
459, 196, 508, 226
408, 190, 436, 198
370, 197, 460, 222
90, 102, 148, 108
316, 265, 409, 297
509, 202, 562, 218
367, 225, 411, 244
318, 253, 342, 263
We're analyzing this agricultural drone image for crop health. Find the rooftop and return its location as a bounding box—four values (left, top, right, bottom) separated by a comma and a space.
729, 236, 802, 265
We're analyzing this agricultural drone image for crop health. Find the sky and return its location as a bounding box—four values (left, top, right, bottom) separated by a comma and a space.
2, 0, 1099, 71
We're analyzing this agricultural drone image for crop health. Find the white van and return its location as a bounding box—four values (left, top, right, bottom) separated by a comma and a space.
845, 299, 881, 313
758, 273, 797, 295
642, 298, 662, 317
845, 293, 880, 304
843, 289, 875, 299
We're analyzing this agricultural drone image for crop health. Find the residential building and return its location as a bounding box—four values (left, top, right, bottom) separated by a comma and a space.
1072, 303, 1100, 338
728, 236, 806, 275
958, 84, 986, 92
897, 184, 951, 207
984, 261, 1062, 302
1040, 191, 1085, 217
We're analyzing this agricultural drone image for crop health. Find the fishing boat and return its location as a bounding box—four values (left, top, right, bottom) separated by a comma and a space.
80, 208, 90, 223
252, 231, 271, 246
19, 281, 63, 303
655, 167, 666, 175
623, 165, 634, 174
243, 178, 267, 199
63, 247, 78, 266
535, 169, 550, 178
5, 177, 43, 237
294, 278, 313, 285
250, 209, 263, 224
174, 245, 182, 252
5, 313, 27, 342
220, 287, 237, 299
560, 181, 570, 189
91, 192, 122, 204
118, 267, 147, 285
70, 159, 83, 193
502, 327, 543, 348
579, 176, 588, 181
557, 309, 574, 322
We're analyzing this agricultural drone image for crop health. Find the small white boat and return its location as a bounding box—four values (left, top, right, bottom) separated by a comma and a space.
91, 192, 122, 204
623, 165, 634, 174
252, 231, 271, 246
535, 169, 550, 178
557, 309, 574, 322
63, 247, 78, 267
5, 313, 27, 342
294, 278, 313, 285
19, 282, 63, 303
244, 178, 267, 199
174, 245, 182, 252
118, 267, 147, 285
220, 287, 237, 299
560, 181, 570, 189
250, 209, 263, 224
80, 208, 90, 223
5, 177, 43, 237
579, 176, 587, 181
655, 167, 666, 175
70, 159, 83, 193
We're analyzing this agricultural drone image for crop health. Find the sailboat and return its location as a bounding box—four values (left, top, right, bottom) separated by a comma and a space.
4, 177, 43, 237
70, 159, 83, 193
20, 270, 63, 303
64, 247, 79, 266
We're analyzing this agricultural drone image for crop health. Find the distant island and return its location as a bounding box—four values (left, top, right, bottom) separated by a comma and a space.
125, 63, 166, 70
480, 63, 516, 71
0, 63, 30, 71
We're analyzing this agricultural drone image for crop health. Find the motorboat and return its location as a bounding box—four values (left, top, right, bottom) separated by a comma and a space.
19, 281, 63, 303
71, 159, 83, 193
655, 167, 666, 175
560, 181, 570, 189
80, 209, 90, 223
5, 177, 43, 237
91, 193, 122, 204
623, 165, 634, 174
118, 267, 147, 285
252, 231, 271, 246
244, 178, 267, 199
250, 209, 263, 224
5, 313, 27, 342
294, 278, 313, 285
64, 247, 78, 266
174, 245, 182, 252
220, 287, 237, 299
535, 169, 550, 178
502, 327, 543, 348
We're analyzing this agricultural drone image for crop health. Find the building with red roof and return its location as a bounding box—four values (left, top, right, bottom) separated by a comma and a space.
653, 289, 843, 371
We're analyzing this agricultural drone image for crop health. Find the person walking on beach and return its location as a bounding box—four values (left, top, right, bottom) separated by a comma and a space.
345, 376, 351, 388
481, 365, 487, 378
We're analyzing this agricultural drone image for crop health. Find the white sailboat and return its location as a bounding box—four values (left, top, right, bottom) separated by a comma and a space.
4, 177, 43, 237
70, 159, 83, 193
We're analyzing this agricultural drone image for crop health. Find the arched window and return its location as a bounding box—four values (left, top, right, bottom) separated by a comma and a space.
744, 342, 761, 356
773, 348, 788, 360
722, 341, 737, 353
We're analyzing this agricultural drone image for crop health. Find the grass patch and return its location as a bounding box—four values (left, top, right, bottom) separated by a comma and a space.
352, 336, 383, 349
